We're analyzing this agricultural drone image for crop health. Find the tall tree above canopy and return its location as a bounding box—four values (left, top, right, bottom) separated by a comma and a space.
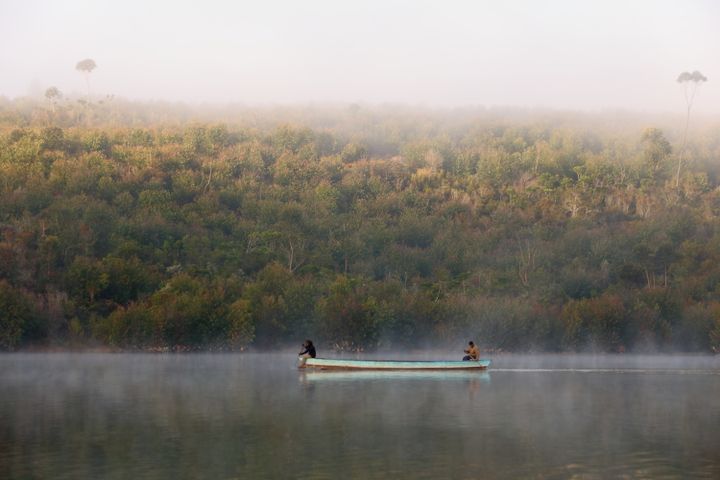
676, 70, 708, 189
44, 86, 62, 113
75, 58, 97, 99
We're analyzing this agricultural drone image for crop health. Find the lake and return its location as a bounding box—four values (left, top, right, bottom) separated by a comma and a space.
1, 353, 719, 479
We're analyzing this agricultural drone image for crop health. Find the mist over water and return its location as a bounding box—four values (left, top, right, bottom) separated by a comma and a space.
2, 353, 719, 479
2, 1, 720, 477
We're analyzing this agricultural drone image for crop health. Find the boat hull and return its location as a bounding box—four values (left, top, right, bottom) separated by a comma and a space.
300, 358, 491, 371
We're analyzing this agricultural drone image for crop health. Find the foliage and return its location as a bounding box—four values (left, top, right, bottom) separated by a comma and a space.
0, 281, 43, 350
1, 101, 720, 351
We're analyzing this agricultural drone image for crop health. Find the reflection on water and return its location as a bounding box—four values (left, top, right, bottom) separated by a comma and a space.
299, 370, 491, 383
1, 353, 719, 479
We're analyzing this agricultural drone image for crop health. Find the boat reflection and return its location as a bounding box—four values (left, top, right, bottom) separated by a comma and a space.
299, 370, 491, 383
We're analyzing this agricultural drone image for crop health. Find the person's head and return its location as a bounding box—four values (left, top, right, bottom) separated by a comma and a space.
468, 341, 474, 346
305, 339, 313, 347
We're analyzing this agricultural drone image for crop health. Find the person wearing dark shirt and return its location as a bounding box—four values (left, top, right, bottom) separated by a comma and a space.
299, 340, 316, 359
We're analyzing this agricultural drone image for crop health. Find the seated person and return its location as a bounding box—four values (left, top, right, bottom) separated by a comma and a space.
463, 341, 479, 361
299, 340, 316, 359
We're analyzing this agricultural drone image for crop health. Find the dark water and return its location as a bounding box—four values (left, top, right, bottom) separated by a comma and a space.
1, 353, 719, 479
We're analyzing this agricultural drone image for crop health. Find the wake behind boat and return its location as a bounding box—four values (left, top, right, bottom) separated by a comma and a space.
299, 357, 491, 371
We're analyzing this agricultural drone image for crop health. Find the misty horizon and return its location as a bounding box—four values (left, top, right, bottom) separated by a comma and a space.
2, 0, 718, 113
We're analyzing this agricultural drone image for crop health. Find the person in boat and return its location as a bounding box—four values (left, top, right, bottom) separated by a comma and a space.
463, 341, 479, 361
299, 340, 316, 359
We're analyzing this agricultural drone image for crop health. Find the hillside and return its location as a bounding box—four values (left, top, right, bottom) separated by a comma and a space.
2, 100, 720, 352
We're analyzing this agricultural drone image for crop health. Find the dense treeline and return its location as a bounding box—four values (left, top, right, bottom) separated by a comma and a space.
1, 100, 720, 352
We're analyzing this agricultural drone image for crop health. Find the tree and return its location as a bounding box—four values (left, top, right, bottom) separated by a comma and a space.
0, 281, 42, 350
316, 276, 381, 350
66, 256, 109, 303
227, 299, 256, 349
641, 128, 671, 184
676, 70, 708, 188
76, 58, 97, 99
44, 86, 62, 113
561, 294, 626, 351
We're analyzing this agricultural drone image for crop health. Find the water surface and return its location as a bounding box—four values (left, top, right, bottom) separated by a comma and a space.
1, 353, 719, 479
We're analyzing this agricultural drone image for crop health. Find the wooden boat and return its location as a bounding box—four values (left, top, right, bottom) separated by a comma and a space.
299, 357, 491, 371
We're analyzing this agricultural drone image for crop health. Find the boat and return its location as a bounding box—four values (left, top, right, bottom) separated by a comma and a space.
299, 357, 491, 371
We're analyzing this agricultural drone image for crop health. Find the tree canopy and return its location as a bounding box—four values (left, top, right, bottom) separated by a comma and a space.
75, 58, 97, 73
1, 100, 719, 353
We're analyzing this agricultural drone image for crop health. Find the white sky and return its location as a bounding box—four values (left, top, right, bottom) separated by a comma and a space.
1, 0, 718, 112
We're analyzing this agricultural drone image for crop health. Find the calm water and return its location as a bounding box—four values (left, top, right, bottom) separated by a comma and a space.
1, 353, 719, 479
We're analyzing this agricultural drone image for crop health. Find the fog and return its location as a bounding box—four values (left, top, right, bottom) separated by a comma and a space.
2, 353, 719, 477
2, 0, 719, 112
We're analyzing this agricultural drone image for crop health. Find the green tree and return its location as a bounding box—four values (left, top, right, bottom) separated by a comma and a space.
227, 299, 255, 348
66, 256, 109, 303
0, 281, 43, 350
640, 128, 671, 184
562, 294, 626, 351
317, 276, 380, 350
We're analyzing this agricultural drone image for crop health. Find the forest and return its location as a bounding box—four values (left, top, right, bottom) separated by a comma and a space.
1, 97, 720, 353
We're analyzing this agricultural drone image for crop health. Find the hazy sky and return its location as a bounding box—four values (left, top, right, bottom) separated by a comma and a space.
1, 0, 718, 112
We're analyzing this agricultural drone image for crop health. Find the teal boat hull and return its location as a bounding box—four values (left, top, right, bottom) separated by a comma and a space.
300, 358, 491, 371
